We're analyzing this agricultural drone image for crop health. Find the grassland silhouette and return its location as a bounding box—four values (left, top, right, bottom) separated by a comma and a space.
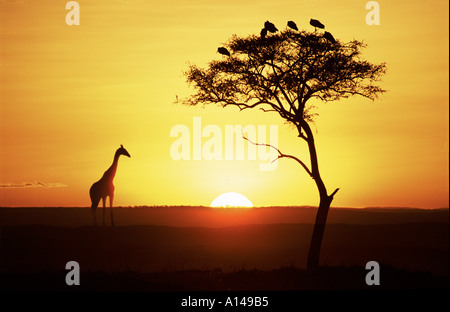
1, 207, 448, 291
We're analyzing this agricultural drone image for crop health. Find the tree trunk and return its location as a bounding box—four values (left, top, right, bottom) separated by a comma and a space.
307, 193, 333, 270
300, 120, 337, 271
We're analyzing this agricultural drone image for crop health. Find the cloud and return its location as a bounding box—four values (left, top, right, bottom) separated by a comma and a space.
0, 182, 68, 188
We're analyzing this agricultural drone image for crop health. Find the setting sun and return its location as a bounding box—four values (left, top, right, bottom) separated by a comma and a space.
211, 192, 254, 208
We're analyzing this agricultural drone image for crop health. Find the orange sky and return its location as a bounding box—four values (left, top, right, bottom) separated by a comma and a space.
0, 0, 448, 208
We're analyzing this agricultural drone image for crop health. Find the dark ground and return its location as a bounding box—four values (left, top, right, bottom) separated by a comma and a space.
1, 264, 447, 292
0, 207, 448, 292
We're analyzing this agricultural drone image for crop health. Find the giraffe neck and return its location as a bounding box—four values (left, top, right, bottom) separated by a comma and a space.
102, 151, 121, 183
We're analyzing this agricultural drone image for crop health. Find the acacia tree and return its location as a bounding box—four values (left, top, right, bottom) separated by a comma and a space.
182, 23, 386, 270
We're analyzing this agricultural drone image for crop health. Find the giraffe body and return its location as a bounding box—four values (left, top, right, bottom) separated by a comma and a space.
90, 145, 130, 226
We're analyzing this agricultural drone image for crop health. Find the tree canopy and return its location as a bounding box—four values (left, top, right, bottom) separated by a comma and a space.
183, 29, 386, 130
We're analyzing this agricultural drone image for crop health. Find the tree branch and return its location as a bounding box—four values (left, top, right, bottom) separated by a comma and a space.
241, 130, 313, 178
329, 188, 340, 198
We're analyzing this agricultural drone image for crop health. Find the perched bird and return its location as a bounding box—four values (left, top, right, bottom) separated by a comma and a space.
287, 21, 298, 31
310, 18, 325, 29
264, 21, 278, 33
260, 27, 268, 38
323, 31, 336, 43
217, 47, 230, 56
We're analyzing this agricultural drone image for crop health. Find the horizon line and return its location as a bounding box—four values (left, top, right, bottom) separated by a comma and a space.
0, 205, 448, 210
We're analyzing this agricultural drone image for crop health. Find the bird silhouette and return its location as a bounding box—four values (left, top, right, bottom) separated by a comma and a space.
323, 31, 336, 43
287, 21, 298, 31
217, 47, 230, 56
264, 21, 278, 33
310, 18, 325, 29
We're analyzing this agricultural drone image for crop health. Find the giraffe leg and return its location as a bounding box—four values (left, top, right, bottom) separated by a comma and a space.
110, 194, 115, 227
102, 197, 106, 227
90, 186, 100, 226
91, 207, 97, 226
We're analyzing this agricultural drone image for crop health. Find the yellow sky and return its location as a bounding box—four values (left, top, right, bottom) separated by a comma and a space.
0, 0, 448, 208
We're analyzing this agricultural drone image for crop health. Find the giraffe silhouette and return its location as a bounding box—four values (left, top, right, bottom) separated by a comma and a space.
90, 145, 131, 226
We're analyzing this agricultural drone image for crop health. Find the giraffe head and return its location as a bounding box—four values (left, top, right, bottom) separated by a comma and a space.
118, 144, 131, 158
